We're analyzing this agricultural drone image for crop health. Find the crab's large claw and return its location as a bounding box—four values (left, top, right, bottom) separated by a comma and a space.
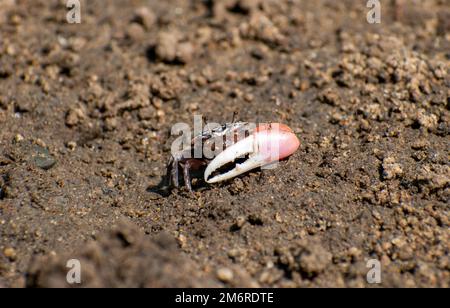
204, 124, 300, 184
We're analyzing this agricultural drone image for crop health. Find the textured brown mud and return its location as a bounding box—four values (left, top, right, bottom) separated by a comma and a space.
0, 0, 448, 287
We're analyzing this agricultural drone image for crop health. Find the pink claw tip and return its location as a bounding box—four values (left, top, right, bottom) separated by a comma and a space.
278, 131, 300, 160
254, 123, 300, 161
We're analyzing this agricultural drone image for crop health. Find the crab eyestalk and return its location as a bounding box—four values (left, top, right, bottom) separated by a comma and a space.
204, 123, 300, 184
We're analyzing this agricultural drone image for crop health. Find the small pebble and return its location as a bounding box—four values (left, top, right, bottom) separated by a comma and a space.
216, 268, 234, 283
230, 216, 246, 231
3, 247, 17, 261
244, 93, 254, 102
104, 117, 118, 131
65, 107, 85, 127
155, 30, 194, 64
176, 42, 195, 64
66, 141, 77, 151
126, 23, 145, 41
177, 234, 187, 248
411, 139, 429, 150
14, 134, 24, 143
133, 7, 156, 30
33, 145, 57, 170
382, 157, 403, 180
416, 110, 438, 130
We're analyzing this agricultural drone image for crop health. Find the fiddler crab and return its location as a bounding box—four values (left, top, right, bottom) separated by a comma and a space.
165, 119, 300, 193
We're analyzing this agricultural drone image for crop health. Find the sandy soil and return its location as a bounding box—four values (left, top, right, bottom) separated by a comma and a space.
0, 0, 449, 288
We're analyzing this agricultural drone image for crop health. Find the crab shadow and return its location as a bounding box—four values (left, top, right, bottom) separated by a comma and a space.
146, 182, 172, 197
146, 174, 209, 197
147, 166, 275, 197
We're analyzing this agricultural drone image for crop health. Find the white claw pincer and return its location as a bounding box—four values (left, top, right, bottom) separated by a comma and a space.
204, 123, 300, 184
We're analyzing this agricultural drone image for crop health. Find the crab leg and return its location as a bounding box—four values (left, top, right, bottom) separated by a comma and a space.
204, 124, 300, 184
171, 158, 180, 188
165, 157, 174, 187
183, 161, 193, 193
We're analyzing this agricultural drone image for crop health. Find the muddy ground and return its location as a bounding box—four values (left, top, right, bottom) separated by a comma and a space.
0, 0, 448, 288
